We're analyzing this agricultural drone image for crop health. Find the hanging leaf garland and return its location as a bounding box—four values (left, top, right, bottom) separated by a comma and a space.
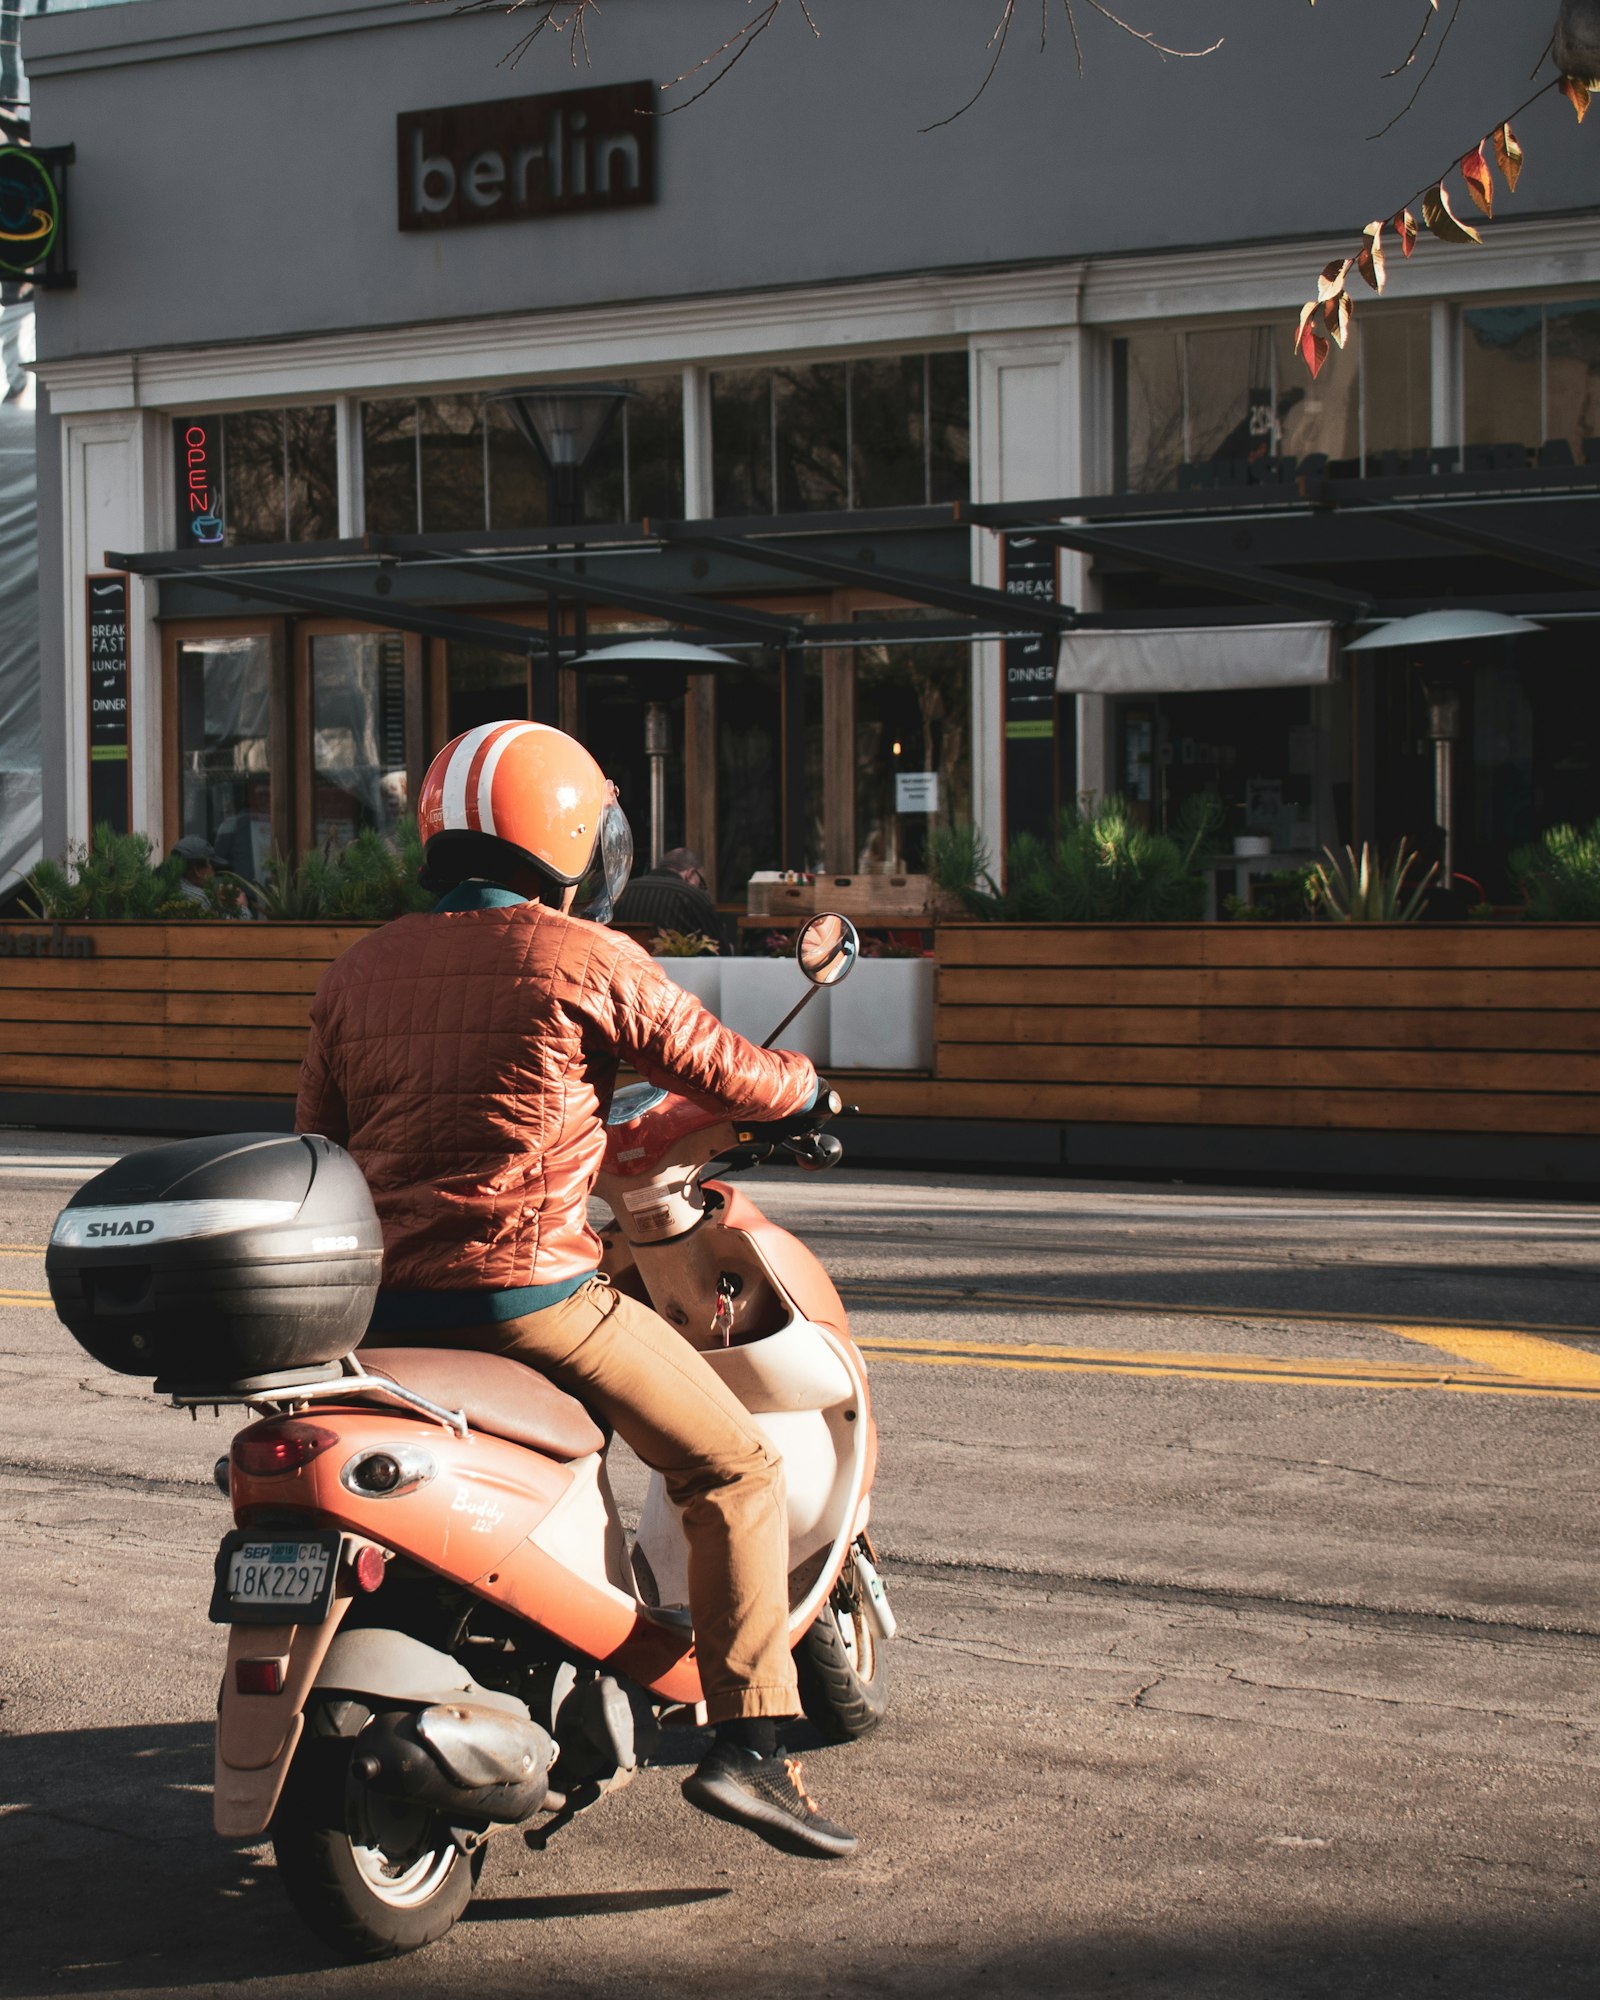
1356, 220, 1386, 293
1422, 181, 1483, 244
1291, 83, 1581, 377
1493, 121, 1523, 192
1461, 143, 1494, 217
1295, 300, 1329, 381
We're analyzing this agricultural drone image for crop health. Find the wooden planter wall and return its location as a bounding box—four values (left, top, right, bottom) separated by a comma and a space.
0, 924, 374, 1108
849, 924, 1600, 1136
1, 921, 1597, 1140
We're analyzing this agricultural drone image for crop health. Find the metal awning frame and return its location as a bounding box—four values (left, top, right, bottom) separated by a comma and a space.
109, 501, 1069, 662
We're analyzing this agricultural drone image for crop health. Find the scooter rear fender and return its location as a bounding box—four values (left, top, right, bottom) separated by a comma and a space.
215, 1598, 354, 1838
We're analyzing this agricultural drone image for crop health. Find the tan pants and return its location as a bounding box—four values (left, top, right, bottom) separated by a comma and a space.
441, 1276, 799, 1724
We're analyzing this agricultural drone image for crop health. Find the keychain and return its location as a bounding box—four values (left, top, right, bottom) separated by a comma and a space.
710, 1279, 737, 1346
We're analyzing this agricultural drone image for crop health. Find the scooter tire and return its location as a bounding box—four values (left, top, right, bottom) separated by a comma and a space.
795, 1584, 888, 1742
271, 1699, 478, 1962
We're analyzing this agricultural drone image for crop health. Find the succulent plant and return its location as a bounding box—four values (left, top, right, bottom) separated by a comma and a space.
1312, 840, 1437, 921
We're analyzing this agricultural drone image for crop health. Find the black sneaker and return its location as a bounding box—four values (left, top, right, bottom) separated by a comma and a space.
682, 1742, 857, 1859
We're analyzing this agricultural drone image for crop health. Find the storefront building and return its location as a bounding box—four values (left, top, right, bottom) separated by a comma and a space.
21, 0, 1600, 906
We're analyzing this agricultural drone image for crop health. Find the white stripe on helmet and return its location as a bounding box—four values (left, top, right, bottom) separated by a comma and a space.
440, 721, 510, 831
475, 722, 539, 839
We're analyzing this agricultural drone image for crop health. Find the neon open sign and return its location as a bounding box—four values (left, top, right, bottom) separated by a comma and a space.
173, 418, 224, 545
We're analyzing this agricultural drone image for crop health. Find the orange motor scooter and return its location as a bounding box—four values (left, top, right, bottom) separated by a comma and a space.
46, 914, 893, 1961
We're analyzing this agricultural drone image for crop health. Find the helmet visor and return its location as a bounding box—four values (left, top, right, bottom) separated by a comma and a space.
580, 787, 634, 925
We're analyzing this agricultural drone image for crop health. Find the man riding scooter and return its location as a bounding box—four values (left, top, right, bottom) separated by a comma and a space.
295, 720, 855, 1860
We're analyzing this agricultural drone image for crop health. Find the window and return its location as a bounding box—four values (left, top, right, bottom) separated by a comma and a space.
710, 353, 970, 516
444, 642, 530, 739
176, 635, 274, 880
363, 377, 685, 535
173, 408, 337, 548
1465, 298, 1600, 458
852, 617, 971, 874
1111, 314, 1427, 491
307, 634, 410, 850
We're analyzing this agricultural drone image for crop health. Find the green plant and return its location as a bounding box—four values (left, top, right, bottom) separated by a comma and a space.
929, 819, 998, 907
929, 796, 1216, 922
650, 928, 720, 957
257, 821, 431, 921
1223, 865, 1319, 923
1508, 817, 1600, 919
319, 826, 434, 921
1312, 839, 1437, 921
23, 827, 199, 920
256, 848, 337, 921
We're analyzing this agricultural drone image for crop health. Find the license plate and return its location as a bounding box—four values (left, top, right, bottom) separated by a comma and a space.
210, 1530, 340, 1625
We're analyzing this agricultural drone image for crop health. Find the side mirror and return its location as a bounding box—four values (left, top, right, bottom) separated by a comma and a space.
795, 912, 860, 987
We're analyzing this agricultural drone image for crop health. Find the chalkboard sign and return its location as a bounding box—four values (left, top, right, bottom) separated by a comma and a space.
86, 573, 131, 839
1003, 535, 1058, 845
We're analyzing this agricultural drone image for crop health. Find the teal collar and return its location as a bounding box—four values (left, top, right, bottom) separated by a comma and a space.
433, 882, 529, 913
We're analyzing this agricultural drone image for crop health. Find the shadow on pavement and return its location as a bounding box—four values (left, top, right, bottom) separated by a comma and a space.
466, 1886, 729, 1923
3, 1721, 1596, 1999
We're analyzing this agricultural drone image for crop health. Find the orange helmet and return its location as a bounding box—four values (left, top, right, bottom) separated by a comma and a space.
417, 721, 633, 916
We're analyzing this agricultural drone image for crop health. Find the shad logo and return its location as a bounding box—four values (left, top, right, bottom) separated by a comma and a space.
84, 1218, 156, 1240
451, 1485, 506, 1535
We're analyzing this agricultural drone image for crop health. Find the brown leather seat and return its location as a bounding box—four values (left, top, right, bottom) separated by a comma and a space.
359, 1347, 604, 1462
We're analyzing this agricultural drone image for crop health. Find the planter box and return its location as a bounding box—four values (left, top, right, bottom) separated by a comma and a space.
654, 954, 722, 1016
888, 923, 1600, 1137
715, 958, 830, 1065
0, 920, 373, 1109
7, 919, 1596, 1146
828, 958, 934, 1071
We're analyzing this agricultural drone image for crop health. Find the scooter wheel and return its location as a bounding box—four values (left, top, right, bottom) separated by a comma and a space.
795, 1576, 888, 1742
271, 1699, 478, 1961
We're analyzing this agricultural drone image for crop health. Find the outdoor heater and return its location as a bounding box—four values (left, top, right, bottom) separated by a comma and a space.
1345, 610, 1543, 893
568, 639, 742, 868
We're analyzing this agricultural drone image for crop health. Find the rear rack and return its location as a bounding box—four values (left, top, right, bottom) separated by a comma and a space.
159, 1355, 470, 1437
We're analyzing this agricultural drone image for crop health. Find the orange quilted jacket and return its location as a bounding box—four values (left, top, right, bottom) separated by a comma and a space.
295, 904, 815, 1290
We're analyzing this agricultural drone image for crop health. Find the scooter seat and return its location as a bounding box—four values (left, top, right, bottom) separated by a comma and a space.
358, 1347, 605, 1462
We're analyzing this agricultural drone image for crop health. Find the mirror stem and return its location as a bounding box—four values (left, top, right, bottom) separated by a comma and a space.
761, 983, 819, 1052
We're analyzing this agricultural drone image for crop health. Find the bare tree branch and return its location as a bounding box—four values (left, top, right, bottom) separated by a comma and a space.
920, 0, 1018, 133
1371, 0, 1465, 140
1384, 5, 1442, 80
417, 0, 604, 72
422, 0, 1220, 120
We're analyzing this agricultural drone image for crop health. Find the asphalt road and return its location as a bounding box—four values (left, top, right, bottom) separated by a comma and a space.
2, 1134, 1598, 1999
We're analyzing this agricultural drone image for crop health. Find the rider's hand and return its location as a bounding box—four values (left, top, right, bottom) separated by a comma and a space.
738, 1080, 839, 1144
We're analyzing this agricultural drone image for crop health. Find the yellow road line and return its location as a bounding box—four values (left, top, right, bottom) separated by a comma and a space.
0, 1247, 45, 1256
858, 1333, 1472, 1381
1394, 1323, 1600, 1389
850, 1282, 1600, 1341
6, 1275, 1596, 1397
855, 1337, 1600, 1400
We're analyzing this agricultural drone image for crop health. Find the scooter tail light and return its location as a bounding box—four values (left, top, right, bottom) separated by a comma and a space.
235, 1657, 285, 1696
232, 1420, 339, 1478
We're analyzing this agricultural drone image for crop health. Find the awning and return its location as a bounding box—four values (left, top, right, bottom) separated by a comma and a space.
1056, 621, 1333, 695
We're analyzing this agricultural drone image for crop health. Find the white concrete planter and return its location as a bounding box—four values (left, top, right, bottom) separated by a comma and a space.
716, 957, 830, 1064
828, 957, 935, 1071
654, 954, 722, 1016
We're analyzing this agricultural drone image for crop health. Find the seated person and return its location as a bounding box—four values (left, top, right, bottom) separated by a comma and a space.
611, 845, 726, 948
